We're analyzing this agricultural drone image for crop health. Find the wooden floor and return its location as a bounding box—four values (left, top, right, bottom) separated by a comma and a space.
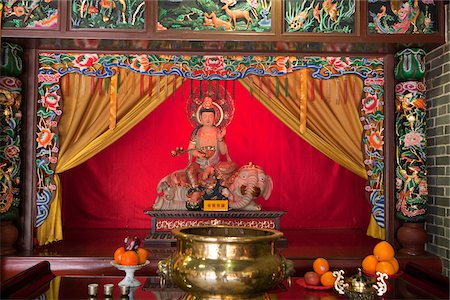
1, 228, 442, 281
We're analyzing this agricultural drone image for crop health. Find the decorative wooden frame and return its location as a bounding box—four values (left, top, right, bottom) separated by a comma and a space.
155, 0, 274, 33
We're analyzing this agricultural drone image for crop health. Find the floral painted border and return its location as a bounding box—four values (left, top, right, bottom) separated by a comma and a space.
36, 53, 384, 228
361, 77, 385, 228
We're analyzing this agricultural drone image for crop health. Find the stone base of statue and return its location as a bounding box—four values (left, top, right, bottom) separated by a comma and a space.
143, 209, 286, 247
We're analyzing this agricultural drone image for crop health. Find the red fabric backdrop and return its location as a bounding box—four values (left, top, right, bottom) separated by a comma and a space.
61, 81, 370, 230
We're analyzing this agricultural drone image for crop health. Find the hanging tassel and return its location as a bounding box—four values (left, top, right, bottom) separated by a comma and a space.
90, 76, 95, 97
310, 77, 314, 101
109, 70, 119, 130
215, 80, 220, 100
173, 76, 177, 99
81, 76, 86, 95
199, 80, 203, 98
104, 77, 110, 94
259, 76, 262, 98
190, 78, 194, 99
181, 77, 185, 101
353, 78, 358, 106
344, 78, 348, 104
275, 77, 280, 96
232, 80, 236, 99
140, 75, 145, 97
157, 76, 160, 96
267, 77, 271, 100
64, 75, 70, 96
165, 76, 169, 99
117, 69, 120, 95
99, 78, 103, 95
319, 80, 323, 101
335, 79, 339, 105
327, 80, 330, 101
299, 70, 308, 134
148, 76, 152, 97
224, 80, 227, 99
208, 80, 212, 96
285, 76, 289, 97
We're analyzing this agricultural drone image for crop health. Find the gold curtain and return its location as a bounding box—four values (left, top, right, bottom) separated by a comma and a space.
239, 70, 367, 179
239, 70, 385, 239
37, 70, 183, 245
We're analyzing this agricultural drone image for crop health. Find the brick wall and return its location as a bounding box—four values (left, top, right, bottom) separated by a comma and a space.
424, 4, 450, 278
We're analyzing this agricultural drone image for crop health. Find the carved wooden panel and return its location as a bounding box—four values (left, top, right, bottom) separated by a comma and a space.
284, 0, 356, 33
1, 0, 59, 29
70, 0, 145, 30
157, 0, 273, 32
368, 0, 438, 34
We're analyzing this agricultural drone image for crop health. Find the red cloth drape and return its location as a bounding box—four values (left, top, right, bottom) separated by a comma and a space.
61, 81, 370, 229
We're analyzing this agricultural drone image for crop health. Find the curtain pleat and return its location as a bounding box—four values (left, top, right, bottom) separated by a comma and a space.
239, 71, 384, 239
37, 70, 183, 245
239, 71, 367, 179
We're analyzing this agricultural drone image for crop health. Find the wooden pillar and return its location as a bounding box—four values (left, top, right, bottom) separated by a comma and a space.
0, 42, 24, 255
394, 48, 428, 255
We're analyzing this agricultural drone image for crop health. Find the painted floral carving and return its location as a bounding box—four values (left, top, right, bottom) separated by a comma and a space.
0, 78, 22, 220
73, 54, 99, 70
362, 95, 380, 114
326, 57, 351, 72
360, 78, 385, 229
395, 81, 427, 222
42, 92, 60, 110
36, 53, 385, 228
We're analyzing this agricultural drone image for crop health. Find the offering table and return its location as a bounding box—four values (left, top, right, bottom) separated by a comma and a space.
143, 208, 286, 245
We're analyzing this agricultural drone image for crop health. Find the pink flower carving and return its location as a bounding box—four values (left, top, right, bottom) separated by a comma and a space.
204, 56, 225, 74
4, 145, 20, 159
403, 132, 423, 147
131, 55, 151, 72
73, 54, 99, 70
326, 57, 351, 71
362, 95, 379, 114
42, 92, 60, 110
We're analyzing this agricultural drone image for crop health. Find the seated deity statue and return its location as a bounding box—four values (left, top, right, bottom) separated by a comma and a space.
153, 92, 273, 211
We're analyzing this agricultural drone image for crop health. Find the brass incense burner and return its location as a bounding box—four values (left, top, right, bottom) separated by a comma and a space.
157, 226, 293, 298
333, 268, 388, 300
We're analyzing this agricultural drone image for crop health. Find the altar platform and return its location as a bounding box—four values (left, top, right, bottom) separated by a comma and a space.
1, 228, 443, 282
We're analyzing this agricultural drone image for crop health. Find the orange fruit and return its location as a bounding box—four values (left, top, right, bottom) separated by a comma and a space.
388, 257, 399, 273
313, 258, 329, 275
114, 246, 125, 264
375, 261, 396, 275
373, 241, 395, 261
361, 254, 378, 274
121, 250, 139, 266
320, 271, 336, 287
136, 247, 149, 265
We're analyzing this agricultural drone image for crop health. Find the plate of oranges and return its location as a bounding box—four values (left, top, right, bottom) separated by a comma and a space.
297, 257, 336, 290
361, 241, 403, 278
